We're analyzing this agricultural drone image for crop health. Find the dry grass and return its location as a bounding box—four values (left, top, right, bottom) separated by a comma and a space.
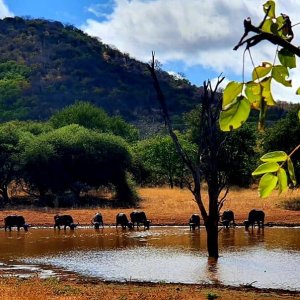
0, 277, 298, 300
0, 186, 299, 226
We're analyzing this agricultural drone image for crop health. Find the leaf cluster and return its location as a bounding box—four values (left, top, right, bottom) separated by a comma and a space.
252, 150, 296, 197
220, 0, 297, 132
221, 0, 300, 197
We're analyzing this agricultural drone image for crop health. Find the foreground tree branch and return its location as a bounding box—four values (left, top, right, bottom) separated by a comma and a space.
233, 18, 300, 57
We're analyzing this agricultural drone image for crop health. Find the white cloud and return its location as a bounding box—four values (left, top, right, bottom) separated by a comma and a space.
0, 0, 13, 19
86, 1, 115, 19
82, 0, 300, 102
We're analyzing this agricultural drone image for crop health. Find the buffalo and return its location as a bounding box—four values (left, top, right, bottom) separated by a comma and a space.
221, 210, 235, 228
4, 215, 29, 231
189, 214, 200, 230
54, 214, 78, 230
116, 213, 133, 229
130, 211, 150, 229
92, 212, 104, 229
244, 209, 265, 230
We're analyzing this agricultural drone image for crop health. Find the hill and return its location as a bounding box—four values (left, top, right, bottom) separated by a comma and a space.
0, 17, 201, 125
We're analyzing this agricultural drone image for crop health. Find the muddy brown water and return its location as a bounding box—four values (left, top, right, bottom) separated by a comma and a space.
0, 226, 299, 291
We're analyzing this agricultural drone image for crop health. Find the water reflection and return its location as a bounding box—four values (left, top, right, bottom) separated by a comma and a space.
0, 227, 299, 290
189, 231, 201, 251
206, 257, 220, 285
245, 227, 265, 247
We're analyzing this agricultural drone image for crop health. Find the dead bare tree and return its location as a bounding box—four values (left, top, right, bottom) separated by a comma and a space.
148, 52, 228, 259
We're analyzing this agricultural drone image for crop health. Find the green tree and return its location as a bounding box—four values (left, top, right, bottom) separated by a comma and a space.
0, 120, 51, 205
0, 122, 22, 205
262, 108, 300, 182
133, 134, 196, 188
21, 124, 137, 206
50, 101, 110, 130
50, 101, 139, 142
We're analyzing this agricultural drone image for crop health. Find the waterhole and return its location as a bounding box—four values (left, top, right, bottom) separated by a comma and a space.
0, 226, 299, 290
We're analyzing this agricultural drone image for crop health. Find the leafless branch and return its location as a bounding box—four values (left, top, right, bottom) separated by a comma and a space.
217, 187, 229, 213
147, 52, 197, 176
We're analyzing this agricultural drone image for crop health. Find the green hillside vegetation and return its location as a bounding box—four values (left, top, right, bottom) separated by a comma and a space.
0, 17, 295, 133
0, 17, 201, 125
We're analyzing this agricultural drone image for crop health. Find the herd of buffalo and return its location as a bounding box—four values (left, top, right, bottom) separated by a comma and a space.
3, 209, 265, 232
189, 209, 265, 230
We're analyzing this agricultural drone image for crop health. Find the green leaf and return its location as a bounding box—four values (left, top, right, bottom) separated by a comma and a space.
263, 1, 276, 18
287, 157, 297, 186
258, 173, 278, 198
270, 22, 279, 35
298, 109, 300, 121
277, 168, 288, 194
252, 63, 272, 80
261, 77, 276, 106
271, 65, 292, 87
219, 96, 251, 131
296, 87, 300, 95
262, 19, 273, 34
278, 48, 296, 69
245, 81, 261, 104
222, 81, 243, 108
260, 151, 288, 162
276, 15, 285, 37
252, 162, 280, 176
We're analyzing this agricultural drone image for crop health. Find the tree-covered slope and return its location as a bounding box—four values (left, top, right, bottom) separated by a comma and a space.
0, 17, 201, 122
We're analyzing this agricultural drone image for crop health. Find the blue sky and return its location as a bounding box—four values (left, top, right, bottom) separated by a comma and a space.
2, 0, 300, 102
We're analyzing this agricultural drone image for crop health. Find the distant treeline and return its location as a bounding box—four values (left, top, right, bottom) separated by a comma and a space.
0, 102, 299, 208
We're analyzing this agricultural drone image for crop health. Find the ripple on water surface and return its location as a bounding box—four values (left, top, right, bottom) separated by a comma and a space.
24, 245, 300, 291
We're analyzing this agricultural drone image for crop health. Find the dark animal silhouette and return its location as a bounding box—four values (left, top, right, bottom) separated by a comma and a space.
116, 213, 133, 229
130, 211, 150, 229
189, 214, 200, 230
54, 214, 78, 230
244, 209, 265, 230
92, 212, 104, 229
4, 215, 28, 231
221, 210, 235, 228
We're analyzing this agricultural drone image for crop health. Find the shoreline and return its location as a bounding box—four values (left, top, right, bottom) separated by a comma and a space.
75, 277, 300, 296
0, 263, 300, 300
0, 275, 299, 300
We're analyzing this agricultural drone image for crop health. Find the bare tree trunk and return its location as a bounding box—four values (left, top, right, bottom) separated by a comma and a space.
148, 53, 225, 259
206, 218, 219, 258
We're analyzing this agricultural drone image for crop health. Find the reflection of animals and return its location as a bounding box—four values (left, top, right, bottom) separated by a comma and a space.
92, 212, 104, 229
130, 211, 150, 229
54, 214, 78, 230
244, 209, 265, 230
189, 214, 200, 230
221, 210, 235, 228
4, 215, 29, 231
116, 213, 133, 229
